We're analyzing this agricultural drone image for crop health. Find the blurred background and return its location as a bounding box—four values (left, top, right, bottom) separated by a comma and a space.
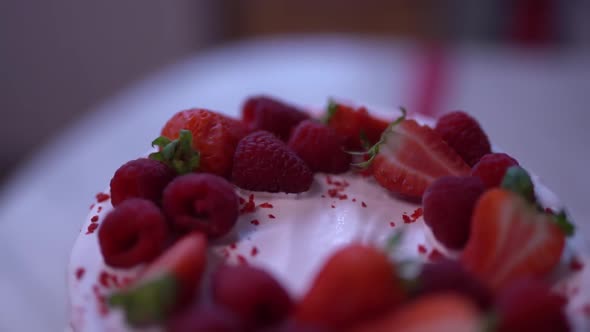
1, 0, 590, 330
2, 0, 590, 180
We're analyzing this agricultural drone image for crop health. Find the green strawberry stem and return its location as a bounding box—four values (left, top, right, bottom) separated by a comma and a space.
321, 99, 339, 124
501, 166, 575, 236
108, 274, 178, 327
149, 130, 200, 175
350, 107, 407, 169
500, 166, 535, 203
552, 210, 575, 237
480, 312, 499, 332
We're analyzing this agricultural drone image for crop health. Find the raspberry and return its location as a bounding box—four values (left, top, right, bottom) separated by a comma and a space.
162, 173, 239, 238
167, 305, 243, 332
232, 131, 313, 193
287, 120, 351, 174
413, 259, 492, 309
98, 199, 168, 268
471, 153, 519, 189
495, 278, 570, 332
161, 109, 248, 178
212, 264, 293, 330
242, 96, 309, 141
110, 158, 176, 207
435, 111, 491, 166
422, 176, 485, 249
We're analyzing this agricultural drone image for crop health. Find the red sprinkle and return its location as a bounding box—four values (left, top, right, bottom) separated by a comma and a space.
229, 243, 237, 250
97, 206, 103, 213
240, 194, 256, 214
545, 207, 555, 214
570, 257, 584, 271
237, 255, 248, 265
259, 202, 273, 209
326, 176, 333, 185
86, 223, 99, 234
361, 201, 367, 208
75, 268, 85, 280
90, 215, 99, 223
331, 205, 335, 208
583, 303, 590, 317
250, 219, 260, 226
89, 204, 95, 210
428, 249, 445, 261
389, 222, 396, 227
268, 214, 276, 219
418, 244, 427, 254
352, 198, 357, 202
402, 214, 413, 224
99, 271, 110, 288
321, 194, 326, 198
410, 207, 423, 221
95, 193, 110, 203
251, 246, 259, 256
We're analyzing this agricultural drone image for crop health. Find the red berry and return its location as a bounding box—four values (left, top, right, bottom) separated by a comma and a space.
371, 115, 471, 199
162, 173, 239, 238
232, 131, 313, 193
325, 102, 389, 150
242, 96, 309, 141
161, 109, 248, 177
110, 158, 176, 207
212, 264, 293, 330
413, 259, 492, 309
423, 176, 485, 249
471, 153, 519, 188
296, 244, 405, 330
435, 111, 491, 166
167, 305, 242, 332
261, 321, 329, 332
495, 278, 570, 332
288, 120, 351, 174
98, 199, 168, 268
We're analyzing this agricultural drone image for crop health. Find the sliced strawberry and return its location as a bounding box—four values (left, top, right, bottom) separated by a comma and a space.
363, 109, 470, 198
461, 188, 568, 291
295, 243, 405, 330
325, 101, 389, 150
352, 293, 481, 332
109, 232, 208, 326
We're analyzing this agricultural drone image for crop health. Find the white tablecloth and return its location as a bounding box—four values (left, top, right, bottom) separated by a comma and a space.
1, 36, 588, 331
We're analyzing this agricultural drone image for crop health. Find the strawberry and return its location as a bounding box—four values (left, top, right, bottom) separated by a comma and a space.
359, 109, 471, 198
324, 101, 389, 150
295, 243, 405, 330
461, 185, 571, 291
160, 109, 248, 178
352, 293, 481, 332
108, 232, 208, 326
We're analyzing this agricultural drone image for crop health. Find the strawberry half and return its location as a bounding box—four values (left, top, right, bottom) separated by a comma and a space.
352, 293, 481, 332
324, 101, 389, 150
295, 243, 405, 330
357, 109, 470, 198
461, 170, 573, 290
109, 232, 208, 326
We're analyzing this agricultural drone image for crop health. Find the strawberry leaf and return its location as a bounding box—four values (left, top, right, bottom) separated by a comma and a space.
500, 166, 535, 202
149, 130, 200, 175
109, 275, 177, 326
552, 210, 575, 237
322, 99, 338, 124
350, 107, 407, 169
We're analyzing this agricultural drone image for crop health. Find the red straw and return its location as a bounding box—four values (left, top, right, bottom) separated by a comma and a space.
408, 43, 449, 119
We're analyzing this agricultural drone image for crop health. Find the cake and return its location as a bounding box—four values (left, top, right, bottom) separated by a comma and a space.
68, 96, 589, 332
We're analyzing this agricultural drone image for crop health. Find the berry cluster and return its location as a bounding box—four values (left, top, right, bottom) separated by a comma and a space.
94, 96, 575, 332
